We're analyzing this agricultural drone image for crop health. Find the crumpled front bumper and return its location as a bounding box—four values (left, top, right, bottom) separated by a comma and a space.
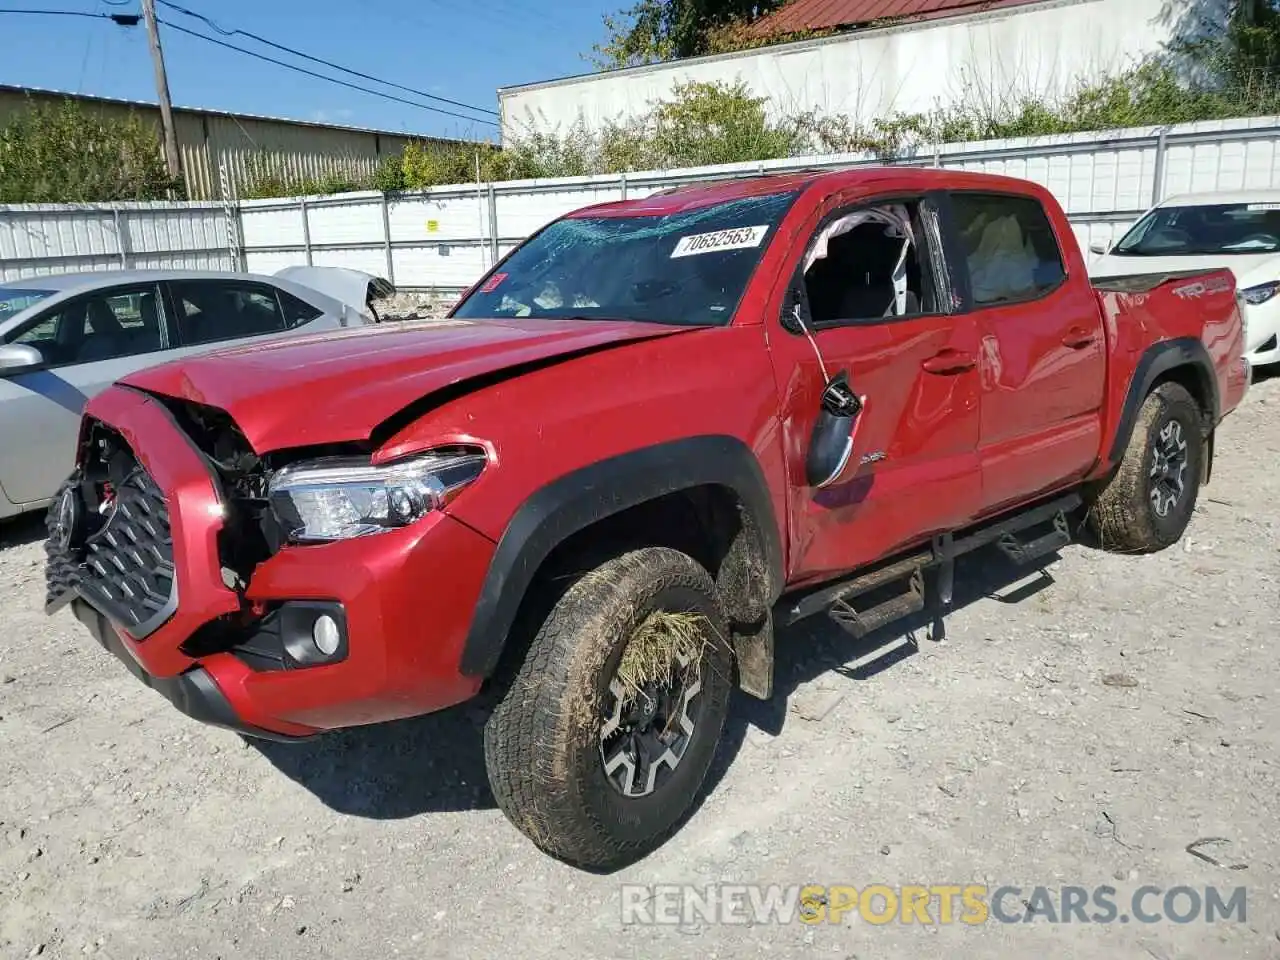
50, 384, 497, 740
69, 598, 307, 741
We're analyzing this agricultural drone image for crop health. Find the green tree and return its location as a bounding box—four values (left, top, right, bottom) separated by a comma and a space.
0, 99, 179, 203
591, 0, 786, 67
1229, 0, 1280, 76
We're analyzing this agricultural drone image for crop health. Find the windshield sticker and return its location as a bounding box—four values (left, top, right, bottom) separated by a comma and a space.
671, 225, 770, 258
479, 272, 508, 293
1247, 203, 1280, 211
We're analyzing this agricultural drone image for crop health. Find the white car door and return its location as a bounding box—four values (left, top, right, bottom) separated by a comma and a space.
0, 283, 175, 505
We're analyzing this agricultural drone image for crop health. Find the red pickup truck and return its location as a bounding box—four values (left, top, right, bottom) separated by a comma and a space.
45, 167, 1249, 870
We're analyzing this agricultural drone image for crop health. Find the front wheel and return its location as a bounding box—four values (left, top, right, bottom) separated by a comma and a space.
1088, 382, 1205, 553
483, 547, 733, 870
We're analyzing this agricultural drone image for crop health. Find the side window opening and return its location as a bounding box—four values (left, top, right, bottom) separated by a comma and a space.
802, 202, 935, 326
12, 287, 165, 368
278, 290, 324, 328
171, 282, 288, 345
950, 193, 1066, 305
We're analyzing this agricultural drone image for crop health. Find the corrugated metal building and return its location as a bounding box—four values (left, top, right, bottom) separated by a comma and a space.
499, 0, 1192, 141
0, 84, 475, 201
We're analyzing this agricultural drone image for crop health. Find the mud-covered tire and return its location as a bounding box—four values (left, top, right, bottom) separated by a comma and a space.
483, 547, 733, 870
1088, 381, 1204, 553
43, 478, 81, 608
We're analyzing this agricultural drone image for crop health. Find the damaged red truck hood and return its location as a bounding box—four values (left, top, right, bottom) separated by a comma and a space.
122, 317, 690, 452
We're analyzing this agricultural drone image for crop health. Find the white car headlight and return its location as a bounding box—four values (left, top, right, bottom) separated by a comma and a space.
268, 449, 487, 543
1240, 281, 1279, 305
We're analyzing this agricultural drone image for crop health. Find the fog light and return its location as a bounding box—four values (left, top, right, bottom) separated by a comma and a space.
279, 602, 348, 668
313, 615, 341, 657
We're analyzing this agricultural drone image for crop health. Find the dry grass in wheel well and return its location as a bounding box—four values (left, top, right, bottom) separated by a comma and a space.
613, 610, 714, 707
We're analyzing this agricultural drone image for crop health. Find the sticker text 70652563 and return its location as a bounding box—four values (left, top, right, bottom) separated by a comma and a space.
670, 225, 770, 258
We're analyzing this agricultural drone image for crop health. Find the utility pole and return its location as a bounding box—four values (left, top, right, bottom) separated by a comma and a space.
141, 0, 183, 191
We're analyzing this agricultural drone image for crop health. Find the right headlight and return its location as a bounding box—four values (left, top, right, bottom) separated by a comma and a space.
268, 448, 487, 543
1240, 281, 1280, 305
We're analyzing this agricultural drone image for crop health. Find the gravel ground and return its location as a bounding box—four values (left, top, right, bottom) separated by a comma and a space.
2, 377, 1278, 960
372, 292, 457, 322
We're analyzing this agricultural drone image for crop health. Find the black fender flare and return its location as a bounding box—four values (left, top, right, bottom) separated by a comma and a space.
1107, 337, 1219, 467
458, 435, 785, 678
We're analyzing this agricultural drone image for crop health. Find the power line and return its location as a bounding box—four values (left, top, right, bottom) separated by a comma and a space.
156, 18, 499, 127
156, 0, 498, 118
0, 7, 139, 26
0, 8, 111, 19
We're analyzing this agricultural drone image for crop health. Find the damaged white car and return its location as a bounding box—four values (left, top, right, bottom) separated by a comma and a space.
1090, 190, 1280, 371
0, 266, 393, 519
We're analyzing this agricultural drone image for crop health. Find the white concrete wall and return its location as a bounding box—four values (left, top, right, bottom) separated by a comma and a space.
499, 0, 1174, 137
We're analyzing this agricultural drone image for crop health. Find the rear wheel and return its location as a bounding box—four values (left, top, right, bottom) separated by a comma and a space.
1088, 382, 1204, 553
483, 547, 733, 870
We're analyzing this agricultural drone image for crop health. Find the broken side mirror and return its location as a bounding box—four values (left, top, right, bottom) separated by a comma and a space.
781, 283, 809, 333
806, 371, 864, 489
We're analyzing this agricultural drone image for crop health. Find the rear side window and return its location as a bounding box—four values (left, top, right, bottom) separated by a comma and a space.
950, 193, 1066, 305
279, 290, 324, 327
170, 281, 287, 346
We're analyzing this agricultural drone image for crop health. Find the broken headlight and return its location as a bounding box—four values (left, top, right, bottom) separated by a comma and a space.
1240, 281, 1279, 305
267, 449, 486, 543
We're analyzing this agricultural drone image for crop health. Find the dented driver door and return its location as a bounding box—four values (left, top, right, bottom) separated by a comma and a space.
764, 189, 984, 586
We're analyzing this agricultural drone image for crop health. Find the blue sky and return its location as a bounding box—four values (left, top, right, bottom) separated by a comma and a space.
0, 0, 619, 140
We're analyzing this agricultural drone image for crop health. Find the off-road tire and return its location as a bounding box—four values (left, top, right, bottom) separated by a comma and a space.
483, 547, 733, 870
1088, 381, 1204, 553
43, 478, 81, 608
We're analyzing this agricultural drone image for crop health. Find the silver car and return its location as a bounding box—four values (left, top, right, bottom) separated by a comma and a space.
0, 267, 392, 520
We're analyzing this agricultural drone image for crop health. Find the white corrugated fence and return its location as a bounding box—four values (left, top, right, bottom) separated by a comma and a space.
0, 201, 235, 284
4, 115, 1279, 292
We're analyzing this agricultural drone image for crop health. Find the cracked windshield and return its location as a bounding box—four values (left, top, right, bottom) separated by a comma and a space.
452, 191, 799, 325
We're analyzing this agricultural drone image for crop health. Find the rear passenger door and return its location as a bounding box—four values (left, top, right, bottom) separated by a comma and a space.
0, 283, 170, 503
944, 191, 1106, 514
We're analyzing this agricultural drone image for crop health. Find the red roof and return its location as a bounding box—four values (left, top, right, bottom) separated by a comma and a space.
748, 0, 1047, 36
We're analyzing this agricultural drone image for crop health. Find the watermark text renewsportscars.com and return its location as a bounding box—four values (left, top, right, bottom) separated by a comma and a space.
620, 883, 1247, 926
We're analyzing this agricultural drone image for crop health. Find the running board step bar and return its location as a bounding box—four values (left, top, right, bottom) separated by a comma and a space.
829, 567, 925, 639
996, 509, 1072, 565
776, 491, 1083, 637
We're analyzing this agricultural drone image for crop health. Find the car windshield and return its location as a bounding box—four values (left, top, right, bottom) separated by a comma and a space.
0, 287, 55, 322
1111, 202, 1280, 256
451, 191, 800, 326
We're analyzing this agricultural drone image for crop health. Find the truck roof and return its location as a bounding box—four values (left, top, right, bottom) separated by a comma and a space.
567, 165, 1053, 218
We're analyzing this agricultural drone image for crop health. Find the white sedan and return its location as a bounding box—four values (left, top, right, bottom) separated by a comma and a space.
0, 266, 392, 520
1090, 189, 1280, 370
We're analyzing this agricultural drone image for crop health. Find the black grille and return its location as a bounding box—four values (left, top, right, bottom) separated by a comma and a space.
78, 465, 177, 636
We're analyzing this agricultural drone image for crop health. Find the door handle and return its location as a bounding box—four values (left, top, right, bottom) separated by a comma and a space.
1062, 327, 1097, 349
922, 349, 977, 375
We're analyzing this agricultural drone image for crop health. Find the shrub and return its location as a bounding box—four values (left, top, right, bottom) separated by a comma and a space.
0, 99, 179, 203
236, 151, 375, 199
